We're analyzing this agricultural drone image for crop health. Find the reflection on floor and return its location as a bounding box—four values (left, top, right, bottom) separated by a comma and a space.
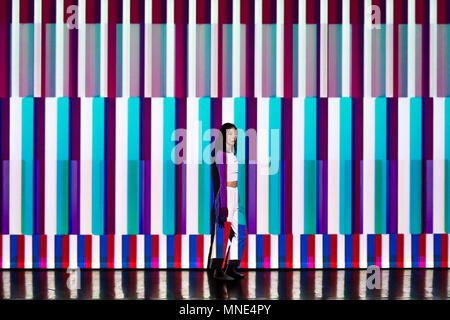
0, 269, 449, 300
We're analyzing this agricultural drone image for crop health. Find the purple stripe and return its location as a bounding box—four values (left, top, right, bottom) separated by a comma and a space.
105, 98, 116, 234
421, 3, 430, 97
69, 161, 80, 234
143, 160, 151, 234
317, 98, 328, 234
247, 98, 257, 234
141, 98, 151, 234
176, 99, 186, 234
425, 160, 433, 233
34, 99, 45, 234
139, 0, 145, 96
388, 160, 398, 233
422, 98, 433, 233
352, 99, 364, 233
282, 99, 293, 234
1, 161, 9, 234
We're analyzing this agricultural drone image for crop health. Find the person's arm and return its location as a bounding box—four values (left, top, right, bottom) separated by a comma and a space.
216, 149, 228, 208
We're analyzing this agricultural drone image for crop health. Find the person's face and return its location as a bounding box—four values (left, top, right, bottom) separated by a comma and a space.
226, 128, 237, 148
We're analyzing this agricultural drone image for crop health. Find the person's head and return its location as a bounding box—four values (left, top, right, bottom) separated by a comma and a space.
213, 122, 238, 156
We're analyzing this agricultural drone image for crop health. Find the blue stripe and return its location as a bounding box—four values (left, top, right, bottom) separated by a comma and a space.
278, 234, 286, 268
323, 235, 330, 268
256, 235, 264, 268
122, 235, 130, 269
167, 235, 174, 268
345, 235, 352, 268
32, 236, 40, 268
78, 235, 85, 269
144, 235, 152, 268
412, 234, 419, 268
367, 235, 375, 267
434, 234, 441, 268
100, 235, 108, 269
55, 235, 63, 269
189, 235, 196, 268
389, 234, 397, 268
300, 235, 308, 269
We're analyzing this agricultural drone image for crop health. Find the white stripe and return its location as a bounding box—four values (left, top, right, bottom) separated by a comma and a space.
248, 234, 256, 268
276, 0, 284, 97
92, 235, 100, 269
342, 0, 351, 97
144, 0, 153, 97
270, 272, 278, 298
382, 234, 389, 268
114, 235, 122, 268
123, 0, 131, 97
56, 0, 64, 97
248, 270, 256, 298
69, 235, 78, 269
80, 98, 93, 234
182, 235, 189, 268
25, 271, 33, 298
34, 0, 42, 97
188, 0, 196, 98
403, 234, 411, 268
298, 0, 306, 97
9, 97, 21, 234
115, 98, 128, 235
364, 0, 372, 97
328, 98, 340, 234
203, 235, 210, 267
257, 98, 269, 234
222, 98, 234, 124
24, 236, 32, 269
232, 0, 241, 97
315, 235, 323, 269
78, 0, 86, 98
433, 98, 445, 233
430, 0, 437, 97
254, 0, 262, 97
136, 235, 145, 269
166, 0, 175, 97
426, 234, 434, 268
137, 269, 145, 298
151, 98, 164, 234
319, 0, 327, 97
386, 0, 394, 97
92, 270, 100, 298
47, 235, 54, 269
100, 0, 108, 97
407, 0, 415, 97
363, 98, 375, 234
337, 234, 345, 268
186, 98, 199, 234
293, 234, 300, 269
336, 270, 344, 298
159, 236, 167, 268
271, 235, 278, 269
11, 0, 19, 97
114, 271, 123, 298
292, 98, 304, 234
45, 98, 57, 235
397, 98, 410, 234
211, 0, 218, 97
2, 236, 10, 269
360, 235, 368, 269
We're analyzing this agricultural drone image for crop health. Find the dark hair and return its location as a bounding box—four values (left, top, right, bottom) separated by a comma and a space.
212, 122, 237, 157
211, 123, 237, 198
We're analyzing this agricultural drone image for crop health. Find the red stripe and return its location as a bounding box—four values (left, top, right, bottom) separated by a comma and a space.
419, 234, 426, 265
152, 235, 159, 268
442, 234, 448, 268
218, 0, 232, 24
107, 235, 114, 269
330, 235, 337, 268
40, 235, 47, 268
394, 0, 408, 24
174, 0, 188, 24
197, 235, 203, 268
17, 236, 24, 268
375, 234, 382, 267
0, 0, 11, 24
108, 0, 118, 97
350, 0, 364, 24
129, 235, 137, 269
397, 234, 404, 268
20, 0, 34, 23
283, 21, 293, 97
174, 234, 182, 268
222, 222, 231, 268
85, 235, 92, 269
241, 230, 249, 268
438, 0, 450, 24
328, 0, 342, 24
130, 0, 143, 23
153, 0, 167, 23
415, 0, 427, 24
62, 235, 70, 269
240, 0, 253, 24
286, 234, 293, 269
352, 234, 359, 268
263, 234, 271, 268
308, 235, 315, 268
306, 0, 319, 24
86, 0, 101, 23
42, 0, 56, 23
262, 0, 276, 24
197, 0, 211, 24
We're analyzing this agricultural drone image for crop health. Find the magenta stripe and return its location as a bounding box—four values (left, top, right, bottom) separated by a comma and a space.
282, 98, 292, 234
387, 98, 398, 233
422, 98, 433, 233
34, 98, 45, 234
247, 98, 257, 234
69, 98, 80, 234
317, 98, 328, 233
176, 99, 187, 234
1, 99, 9, 234
352, 99, 363, 233
141, 98, 151, 234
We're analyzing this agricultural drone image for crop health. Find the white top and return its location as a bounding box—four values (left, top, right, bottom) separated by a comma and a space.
226, 152, 238, 182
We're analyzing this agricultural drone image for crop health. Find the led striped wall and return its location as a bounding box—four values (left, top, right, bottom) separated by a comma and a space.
0, 0, 449, 269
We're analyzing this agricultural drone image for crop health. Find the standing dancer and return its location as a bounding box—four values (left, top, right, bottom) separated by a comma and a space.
208, 123, 247, 280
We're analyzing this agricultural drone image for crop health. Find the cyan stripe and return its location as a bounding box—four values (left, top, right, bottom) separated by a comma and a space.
235, 98, 247, 227
269, 98, 281, 234
92, 98, 105, 235
410, 98, 422, 234
128, 97, 140, 234
198, 97, 211, 235
163, 98, 176, 235
304, 98, 317, 234
22, 98, 34, 235
57, 98, 69, 235
340, 98, 352, 234
375, 97, 387, 234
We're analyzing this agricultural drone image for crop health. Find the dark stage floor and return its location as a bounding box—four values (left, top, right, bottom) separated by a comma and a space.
0, 269, 449, 300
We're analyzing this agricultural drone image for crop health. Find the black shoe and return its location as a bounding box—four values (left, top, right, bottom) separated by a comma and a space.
225, 260, 245, 279
209, 258, 234, 281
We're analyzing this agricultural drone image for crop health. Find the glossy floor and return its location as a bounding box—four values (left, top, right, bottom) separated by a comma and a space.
0, 269, 449, 300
